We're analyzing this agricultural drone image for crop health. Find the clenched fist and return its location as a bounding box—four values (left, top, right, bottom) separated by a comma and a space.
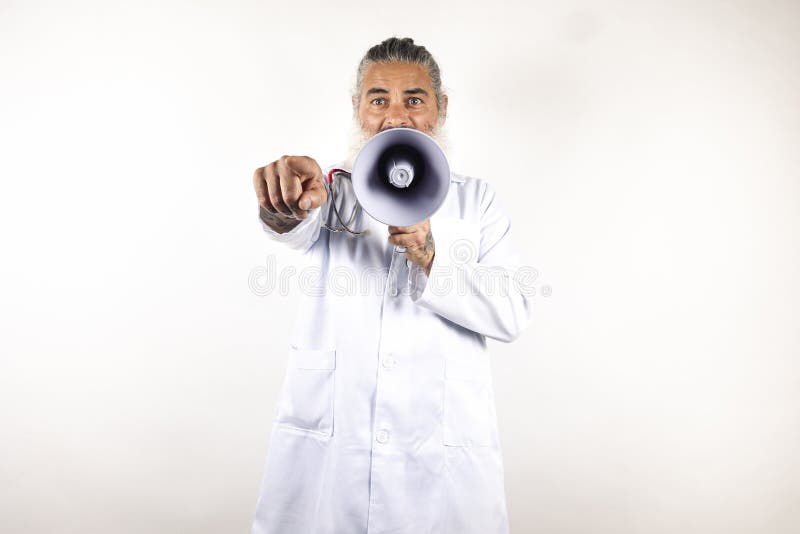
253, 155, 327, 233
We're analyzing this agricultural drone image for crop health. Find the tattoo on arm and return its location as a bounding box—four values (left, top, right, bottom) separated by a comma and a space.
423, 231, 435, 276
259, 205, 302, 234
423, 231, 435, 257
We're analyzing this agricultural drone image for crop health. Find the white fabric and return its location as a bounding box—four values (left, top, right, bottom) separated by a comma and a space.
252, 165, 533, 534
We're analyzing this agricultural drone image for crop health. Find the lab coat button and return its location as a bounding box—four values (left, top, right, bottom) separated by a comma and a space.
389, 287, 398, 296
376, 429, 390, 444
382, 355, 396, 369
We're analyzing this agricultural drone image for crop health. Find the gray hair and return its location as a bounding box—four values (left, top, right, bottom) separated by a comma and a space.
353, 37, 445, 116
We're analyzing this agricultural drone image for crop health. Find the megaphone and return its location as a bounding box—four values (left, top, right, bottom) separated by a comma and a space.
351, 127, 450, 230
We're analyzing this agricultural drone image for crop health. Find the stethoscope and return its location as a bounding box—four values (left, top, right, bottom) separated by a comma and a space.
321, 168, 364, 236
321, 168, 408, 254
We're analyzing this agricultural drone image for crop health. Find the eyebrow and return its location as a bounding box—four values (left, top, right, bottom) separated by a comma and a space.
365, 87, 430, 96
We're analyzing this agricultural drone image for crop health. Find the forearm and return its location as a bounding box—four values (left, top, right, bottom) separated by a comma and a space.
409, 183, 534, 342
409, 258, 533, 342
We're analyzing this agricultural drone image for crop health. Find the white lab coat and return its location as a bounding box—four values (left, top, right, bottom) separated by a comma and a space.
252, 164, 533, 534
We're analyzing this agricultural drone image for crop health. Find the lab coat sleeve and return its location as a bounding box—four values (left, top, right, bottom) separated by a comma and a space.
258, 204, 324, 255
408, 180, 534, 342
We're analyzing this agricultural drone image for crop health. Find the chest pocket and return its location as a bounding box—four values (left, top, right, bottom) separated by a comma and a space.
442, 357, 494, 447
273, 346, 336, 437
431, 216, 482, 266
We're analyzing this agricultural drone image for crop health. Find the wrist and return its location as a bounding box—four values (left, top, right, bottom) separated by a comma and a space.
423, 252, 435, 277
259, 205, 302, 234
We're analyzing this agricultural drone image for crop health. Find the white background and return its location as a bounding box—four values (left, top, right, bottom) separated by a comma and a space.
1, 1, 798, 532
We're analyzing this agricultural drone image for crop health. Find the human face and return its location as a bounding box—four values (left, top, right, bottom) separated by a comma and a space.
355, 62, 447, 138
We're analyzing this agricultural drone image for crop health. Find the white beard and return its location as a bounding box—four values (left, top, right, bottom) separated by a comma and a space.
344, 115, 451, 171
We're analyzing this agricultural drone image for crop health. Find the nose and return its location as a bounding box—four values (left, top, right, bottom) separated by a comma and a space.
383, 101, 411, 129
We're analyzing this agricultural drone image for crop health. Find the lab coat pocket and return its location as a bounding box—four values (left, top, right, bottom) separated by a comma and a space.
431, 216, 481, 266
274, 347, 336, 437
442, 358, 492, 447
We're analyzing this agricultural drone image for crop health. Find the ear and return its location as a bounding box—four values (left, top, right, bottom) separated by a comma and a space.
351, 95, 358, 109
440, 94, 449, 122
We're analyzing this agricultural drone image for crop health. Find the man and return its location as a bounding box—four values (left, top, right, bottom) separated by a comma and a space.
251, 37, 533, 534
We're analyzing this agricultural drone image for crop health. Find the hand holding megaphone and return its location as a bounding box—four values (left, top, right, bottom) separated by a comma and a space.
388, 220, 436, 276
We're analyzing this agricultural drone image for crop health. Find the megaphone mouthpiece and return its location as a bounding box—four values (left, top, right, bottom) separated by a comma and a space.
381, 145, 421, 189
387, 159, 413, 188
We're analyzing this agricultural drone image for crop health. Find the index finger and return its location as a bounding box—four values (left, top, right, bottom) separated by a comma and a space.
275, 158, 306, 219
388, 225, 419, 234
283, 156, 322, 181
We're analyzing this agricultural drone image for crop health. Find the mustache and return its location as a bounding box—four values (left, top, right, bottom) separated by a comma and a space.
345, 119, 450, 170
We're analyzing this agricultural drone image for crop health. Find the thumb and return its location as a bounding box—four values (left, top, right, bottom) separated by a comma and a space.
297, 180, 327, 210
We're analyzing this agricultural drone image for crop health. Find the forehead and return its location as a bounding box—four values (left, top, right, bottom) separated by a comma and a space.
360, 62, 433, 92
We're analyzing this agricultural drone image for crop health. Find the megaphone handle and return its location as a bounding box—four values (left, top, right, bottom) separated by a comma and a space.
394, 245, 407, 253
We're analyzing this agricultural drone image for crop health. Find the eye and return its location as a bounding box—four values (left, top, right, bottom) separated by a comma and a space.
371, 97, 385, 106
408, 97, 423, 105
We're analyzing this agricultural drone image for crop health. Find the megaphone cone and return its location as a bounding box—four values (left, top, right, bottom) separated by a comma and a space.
351, 127, 450, 228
